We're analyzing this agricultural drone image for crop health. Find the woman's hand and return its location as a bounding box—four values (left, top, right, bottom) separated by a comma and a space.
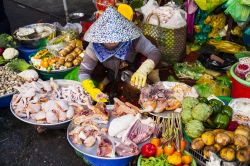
131, 71, 147, 89
82, 79, 108, 103
130, 59, 155, 89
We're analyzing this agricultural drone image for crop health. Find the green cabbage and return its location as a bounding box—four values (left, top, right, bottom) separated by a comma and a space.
181, 108, 193, 124
185, 120, 205, 138
182, 97, 199, 110
192, 103, 212, 121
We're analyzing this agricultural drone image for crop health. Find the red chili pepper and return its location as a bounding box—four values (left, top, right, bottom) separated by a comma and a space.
141, 143, 157, 158
227, 121, 239, 131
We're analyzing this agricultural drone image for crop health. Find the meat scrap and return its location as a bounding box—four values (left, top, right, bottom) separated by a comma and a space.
115, 140, 139, 157
122, 116, 155, 144
97, 135, 114, 158
113, 98, 141, 117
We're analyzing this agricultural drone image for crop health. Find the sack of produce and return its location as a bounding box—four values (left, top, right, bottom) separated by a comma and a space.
140, 1, 186, 64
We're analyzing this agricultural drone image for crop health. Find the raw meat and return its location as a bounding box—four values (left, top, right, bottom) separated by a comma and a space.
97, 135, 114, 158
113, 98, 140, 117
115, 141, 139, 157
122, 116, 155, 144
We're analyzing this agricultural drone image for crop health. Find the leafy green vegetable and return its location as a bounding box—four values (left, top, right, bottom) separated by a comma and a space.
182, 97, 199, 110
174, 61, 206, 80
185, 120, 205, 138
167, 75, 177, 82
181, 108, 193, 124
194, 84, 213, 98
0, 56, 9, 65
6, 58, 33, 72
198, 97, 209, 104
192, 103, 213, 121
0, 34, 16, 48
216, 75, 231, 87
141, 154, 171, 166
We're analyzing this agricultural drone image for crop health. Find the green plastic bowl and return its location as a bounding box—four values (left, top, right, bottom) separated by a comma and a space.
29, 53, 76, 80
36, 67, 75, 80
137, 151, 197, 166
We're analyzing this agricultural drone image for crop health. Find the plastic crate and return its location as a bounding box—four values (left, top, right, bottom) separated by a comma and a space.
186, 144, 207, 166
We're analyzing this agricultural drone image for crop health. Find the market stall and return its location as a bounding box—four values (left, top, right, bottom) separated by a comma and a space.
0, 0, 250, 166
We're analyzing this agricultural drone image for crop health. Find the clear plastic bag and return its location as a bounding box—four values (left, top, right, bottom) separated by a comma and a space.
164, 9, 186, 29
141, 0, 159, 22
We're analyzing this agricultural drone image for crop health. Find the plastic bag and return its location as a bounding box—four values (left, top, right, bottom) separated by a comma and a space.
141, 0, 159, 22
240, 0, 250, 6
194, 0, 227, 12
186, 0, 198, 37
165, 9, 186, 29
225, 0, 250, 22
53, 22, 82, 41
146, 2, 186, 29
208, 39, 247, 54
235, 51, 250, 59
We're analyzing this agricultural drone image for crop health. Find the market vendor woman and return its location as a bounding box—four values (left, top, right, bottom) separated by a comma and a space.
79, 7, 161, 102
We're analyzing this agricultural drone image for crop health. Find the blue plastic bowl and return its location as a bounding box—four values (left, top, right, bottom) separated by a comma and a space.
18, 46, 39, 62
76, 151, 134, 166
0, 93, 13, 108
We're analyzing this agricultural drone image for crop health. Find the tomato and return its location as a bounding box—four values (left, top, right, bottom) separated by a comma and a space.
150, 137, 161, 147
141, 143, 157, 158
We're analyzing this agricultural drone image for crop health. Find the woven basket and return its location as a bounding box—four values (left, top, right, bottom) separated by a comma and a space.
140, 13, 186, 64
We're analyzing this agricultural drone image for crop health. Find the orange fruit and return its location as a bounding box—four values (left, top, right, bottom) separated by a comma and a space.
181, 155, 193, 164
40, 60, 49, 68
173, 151, 182, 157
164, 145, 175, 156
156, 146, 164, 157
150, 138, 161, 147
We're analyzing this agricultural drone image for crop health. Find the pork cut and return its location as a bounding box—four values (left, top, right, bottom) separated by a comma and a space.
97, 135, 114, 158
115, 140, 139, 157
122, 117, 155, 144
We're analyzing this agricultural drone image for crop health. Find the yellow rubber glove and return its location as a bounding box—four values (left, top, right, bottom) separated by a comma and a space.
82, 79, 108, 103
131, 59, 155, 89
